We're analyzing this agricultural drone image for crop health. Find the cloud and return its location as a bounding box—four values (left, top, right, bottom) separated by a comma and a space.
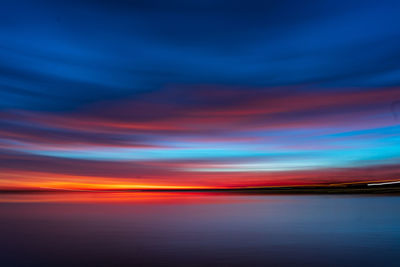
1, 0, 400, 189
0, 150, 399, 189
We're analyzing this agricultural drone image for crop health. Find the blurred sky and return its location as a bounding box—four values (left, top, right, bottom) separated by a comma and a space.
1, 0, 400, 189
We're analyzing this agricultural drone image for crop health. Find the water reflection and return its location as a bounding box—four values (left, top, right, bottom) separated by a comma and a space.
1, 192, 400, 266
0, 191, 265, 204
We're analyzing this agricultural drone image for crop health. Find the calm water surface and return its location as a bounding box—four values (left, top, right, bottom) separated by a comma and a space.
1, 192, 399, 267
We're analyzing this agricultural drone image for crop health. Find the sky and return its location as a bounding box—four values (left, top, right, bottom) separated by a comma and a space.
0, 0, 400, 190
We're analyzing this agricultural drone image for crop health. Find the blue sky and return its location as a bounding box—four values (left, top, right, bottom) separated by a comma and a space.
0, 0, 399, 188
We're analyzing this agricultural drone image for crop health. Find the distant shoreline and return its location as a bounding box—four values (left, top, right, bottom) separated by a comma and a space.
1, 183, 400, 195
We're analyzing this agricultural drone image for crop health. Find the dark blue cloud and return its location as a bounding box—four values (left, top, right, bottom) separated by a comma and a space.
1, 0, 400, 112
